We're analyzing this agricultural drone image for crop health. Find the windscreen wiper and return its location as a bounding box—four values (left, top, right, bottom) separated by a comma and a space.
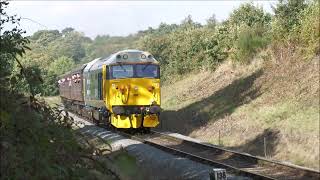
117, 62, 126, 72
142, 62, 152, 71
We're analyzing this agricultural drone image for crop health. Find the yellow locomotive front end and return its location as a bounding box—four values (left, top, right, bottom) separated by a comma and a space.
103, 51, 161, 129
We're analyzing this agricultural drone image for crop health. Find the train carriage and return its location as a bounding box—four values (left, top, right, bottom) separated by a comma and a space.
59, 66, 83, 101
58, 50, 161, 129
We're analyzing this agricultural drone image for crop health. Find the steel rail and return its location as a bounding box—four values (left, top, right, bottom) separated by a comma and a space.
140, 130, 319, 180
120, 131, 274, 180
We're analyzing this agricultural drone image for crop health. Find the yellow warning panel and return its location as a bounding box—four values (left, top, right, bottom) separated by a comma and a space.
143, 114, 159, 127
111, 114, 143, 128
111, 115, 131, 128
111, 114, 159, 128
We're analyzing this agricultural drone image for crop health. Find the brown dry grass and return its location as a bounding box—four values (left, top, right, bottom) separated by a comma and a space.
159, 55, 320, 170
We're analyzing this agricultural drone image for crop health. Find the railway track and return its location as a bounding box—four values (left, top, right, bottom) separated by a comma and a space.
117, 130, 320, 180
71, 110, 319, 180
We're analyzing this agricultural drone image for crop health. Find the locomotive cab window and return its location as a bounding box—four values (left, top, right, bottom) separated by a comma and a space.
136, 64, 159, 78
111, 65, 134, 79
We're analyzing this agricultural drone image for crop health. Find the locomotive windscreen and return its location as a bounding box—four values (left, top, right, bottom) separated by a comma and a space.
136, 64, 158, 78
110, 64, 159, 79
112, 65, 134, 79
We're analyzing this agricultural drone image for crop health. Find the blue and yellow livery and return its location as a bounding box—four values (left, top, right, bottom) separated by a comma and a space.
59, 50, 161, 129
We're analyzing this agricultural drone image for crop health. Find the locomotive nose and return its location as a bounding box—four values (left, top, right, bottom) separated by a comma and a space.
109, 78, 160, 106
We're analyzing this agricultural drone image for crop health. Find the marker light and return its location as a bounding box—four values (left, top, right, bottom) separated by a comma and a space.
141, 54, 146, 59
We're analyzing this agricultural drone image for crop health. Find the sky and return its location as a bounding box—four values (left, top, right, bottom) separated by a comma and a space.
7, 1, 278, 39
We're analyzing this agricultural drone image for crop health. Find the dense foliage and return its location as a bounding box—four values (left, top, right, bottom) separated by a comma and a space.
17, 0, 319, 93
1, 0, 318, 178
0, 1, 113, 179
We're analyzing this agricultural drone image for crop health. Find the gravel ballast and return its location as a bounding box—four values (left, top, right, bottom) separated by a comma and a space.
73, 114, 248, 180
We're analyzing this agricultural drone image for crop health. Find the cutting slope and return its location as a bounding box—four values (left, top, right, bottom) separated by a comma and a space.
159, 56, 319, 169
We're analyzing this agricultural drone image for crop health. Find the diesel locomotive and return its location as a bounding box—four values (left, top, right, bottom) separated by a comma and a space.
59, 50, 161, 129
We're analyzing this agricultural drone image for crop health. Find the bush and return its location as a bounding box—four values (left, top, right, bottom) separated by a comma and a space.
271, 0, 307, 44
139, 20, 227, 79
298, 0, 320, 59
232, 25, 270, 63
226, 3, 271, 63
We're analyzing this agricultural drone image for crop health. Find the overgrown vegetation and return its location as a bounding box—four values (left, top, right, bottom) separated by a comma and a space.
160, 55, 319, 169
17, 0, 319, 94
1, 0, 319, 174
0, 1, 116, 179
157, 0, 319, 169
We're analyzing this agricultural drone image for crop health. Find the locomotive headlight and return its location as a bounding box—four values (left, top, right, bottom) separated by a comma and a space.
134, 86, 139, 91
148, 86, 155, 92
112, 83, 118, 89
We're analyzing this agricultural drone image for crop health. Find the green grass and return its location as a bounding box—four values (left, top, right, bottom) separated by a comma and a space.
236, 100, 319, 134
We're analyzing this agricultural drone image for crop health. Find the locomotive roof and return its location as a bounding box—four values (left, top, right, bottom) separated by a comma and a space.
83, 57, 103, 74
104, 49, 158, 65
59, 50, 159, 76
88, 49, 159, 72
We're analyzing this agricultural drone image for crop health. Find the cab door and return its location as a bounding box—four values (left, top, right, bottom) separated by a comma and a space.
102, 65, 110, 109
98, 72, 103, 100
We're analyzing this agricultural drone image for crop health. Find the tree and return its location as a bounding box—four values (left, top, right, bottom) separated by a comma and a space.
229, 3, 271, 27
52, 31, 89, 62
272, 0, 307, 34
61, 27, 75, 35
29, 30, 61, 45
206, 14, 217, 29
0, 1, 32, 93
49, 56, 75, 75
1, 3, 113, 179
180, 15, 202, 29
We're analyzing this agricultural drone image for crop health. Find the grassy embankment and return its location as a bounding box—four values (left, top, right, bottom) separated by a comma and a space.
160, 55, 319, 170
